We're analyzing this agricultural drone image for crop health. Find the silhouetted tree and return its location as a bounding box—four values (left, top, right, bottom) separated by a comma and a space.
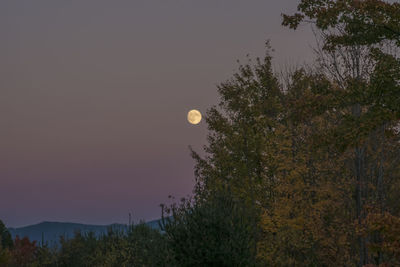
0, 220, 13, 250
161, 191, 258, 266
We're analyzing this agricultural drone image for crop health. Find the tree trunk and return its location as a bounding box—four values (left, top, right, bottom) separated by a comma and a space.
353, 103, 368, 267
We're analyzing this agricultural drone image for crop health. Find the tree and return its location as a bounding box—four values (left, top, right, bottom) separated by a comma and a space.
188, 47, 284, 265
58, 231, 100, 267
161, 191, 258, 266
122, 223, 169, 266
9, 236, 38, 267
31, 244, 58, 267
258, 69, 358, 266
191, 45, 283, 202
283, 1, 400, 265
0, 220, 13, 266
0, 220, 13, 250
56, 224, 168, 267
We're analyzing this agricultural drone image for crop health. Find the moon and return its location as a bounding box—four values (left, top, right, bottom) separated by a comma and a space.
187, 109, 202, 125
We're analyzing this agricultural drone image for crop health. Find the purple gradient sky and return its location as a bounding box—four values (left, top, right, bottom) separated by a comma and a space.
0, 0, 314, 227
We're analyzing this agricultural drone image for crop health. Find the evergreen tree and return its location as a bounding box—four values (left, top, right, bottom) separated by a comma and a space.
0, 220, 13, 250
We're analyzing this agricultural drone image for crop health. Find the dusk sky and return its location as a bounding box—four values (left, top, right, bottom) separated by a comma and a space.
1, 0, 314, 227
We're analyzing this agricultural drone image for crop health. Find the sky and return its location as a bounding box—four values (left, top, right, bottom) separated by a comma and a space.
0, 0, 314, 228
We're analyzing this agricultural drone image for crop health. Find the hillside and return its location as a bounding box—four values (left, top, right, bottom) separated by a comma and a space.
8, 220, 161, 247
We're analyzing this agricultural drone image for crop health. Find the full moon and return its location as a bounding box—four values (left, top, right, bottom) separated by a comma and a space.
187, 109, 202, 125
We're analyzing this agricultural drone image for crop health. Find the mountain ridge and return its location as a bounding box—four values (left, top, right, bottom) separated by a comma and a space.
8, 220, 161, 247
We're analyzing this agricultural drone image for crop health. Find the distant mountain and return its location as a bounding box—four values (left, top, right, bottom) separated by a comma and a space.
8, 220, 161, 247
